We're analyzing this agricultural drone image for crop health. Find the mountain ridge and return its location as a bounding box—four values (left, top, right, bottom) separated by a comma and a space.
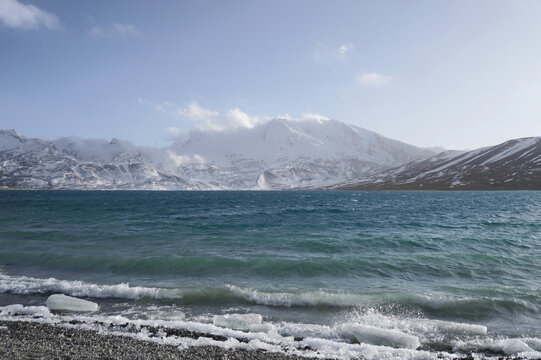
0, 118, 435, 190
337, 136, 541, 190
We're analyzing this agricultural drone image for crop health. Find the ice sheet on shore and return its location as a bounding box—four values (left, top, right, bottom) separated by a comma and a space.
341, 324, 420, 349
3, 303, 541, 360
46, 294, 98, 312
454, 338, 540, 355
213, 313, 263, 331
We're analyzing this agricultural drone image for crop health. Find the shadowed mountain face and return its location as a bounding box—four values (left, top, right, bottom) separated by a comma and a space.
0, 120, 435, 190
339, 137, 541, 190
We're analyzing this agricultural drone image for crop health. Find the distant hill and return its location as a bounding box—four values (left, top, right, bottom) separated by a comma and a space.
337, 137, 541, 190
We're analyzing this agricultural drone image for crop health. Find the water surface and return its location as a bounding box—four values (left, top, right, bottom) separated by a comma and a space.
1, 191, 540, 358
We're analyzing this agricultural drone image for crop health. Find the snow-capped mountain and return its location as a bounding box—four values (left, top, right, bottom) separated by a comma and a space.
338, 137, 541, 190
0, 129, 195, 190
169, 118, 436, 189
0, 118, 435, 190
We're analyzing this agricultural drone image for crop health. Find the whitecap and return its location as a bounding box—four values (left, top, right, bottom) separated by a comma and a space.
0, 272, 181, 300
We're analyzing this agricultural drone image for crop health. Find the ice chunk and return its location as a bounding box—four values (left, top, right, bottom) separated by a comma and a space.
498, 339, 534, 355
523, 337, 541, 351
162, 310, 186, 320
213, 313, 263, 331
455, 338, 535, 355
411, 319, 487, 335
248, 323, 275, 333
341, 324, 420, 349
276, 322, 336, 339
1, 304, 52, 317
46, 294, 98, 312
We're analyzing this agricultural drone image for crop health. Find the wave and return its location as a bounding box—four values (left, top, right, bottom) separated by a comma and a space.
0, 272, 181, 300
0, 272, 371, 305
226, 284, 369, 307
1, 272, 540, 322
2, 251, 538, 282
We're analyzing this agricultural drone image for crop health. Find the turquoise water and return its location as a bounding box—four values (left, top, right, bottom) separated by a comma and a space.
1, 190, 540, 357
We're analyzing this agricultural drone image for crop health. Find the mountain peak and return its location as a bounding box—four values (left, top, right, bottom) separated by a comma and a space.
0, 129, 25, 151
0, 129, 23, 139
0, 122, 436, 190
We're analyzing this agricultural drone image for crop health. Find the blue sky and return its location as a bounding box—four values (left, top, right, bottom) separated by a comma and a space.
1, 0, 541, 149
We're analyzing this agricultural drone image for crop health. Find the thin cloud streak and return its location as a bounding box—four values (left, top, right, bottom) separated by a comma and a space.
89, 23, 142, 38
313, 42, 354, 63
139, 98, 332, 133
0, 0, 60, 30
356, 72, 393, 88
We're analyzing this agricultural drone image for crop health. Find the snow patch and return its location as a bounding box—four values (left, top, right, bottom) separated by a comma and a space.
480, 138, 538, 165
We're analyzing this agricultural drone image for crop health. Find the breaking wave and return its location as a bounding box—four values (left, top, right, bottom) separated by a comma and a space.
1, 303, 540, 359
1, 272, 540, 323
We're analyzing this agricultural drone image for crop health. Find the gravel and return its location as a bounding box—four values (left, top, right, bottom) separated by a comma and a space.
0, 320, 309, 360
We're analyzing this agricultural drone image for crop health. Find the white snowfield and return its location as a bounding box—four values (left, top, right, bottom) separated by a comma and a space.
0, 118, 435, 190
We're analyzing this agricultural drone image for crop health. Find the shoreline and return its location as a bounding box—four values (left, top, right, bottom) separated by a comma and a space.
2, 187, 541, 192
0, 320, 308, 360
0, 319, 518, 360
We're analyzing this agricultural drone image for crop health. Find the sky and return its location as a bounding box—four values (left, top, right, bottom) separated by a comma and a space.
1, 0, 541, 150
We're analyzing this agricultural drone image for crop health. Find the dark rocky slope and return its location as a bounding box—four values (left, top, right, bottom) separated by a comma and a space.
338, 137, 541, 190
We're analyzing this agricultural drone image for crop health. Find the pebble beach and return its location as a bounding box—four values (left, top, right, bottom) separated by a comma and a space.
0, 320, 308, 360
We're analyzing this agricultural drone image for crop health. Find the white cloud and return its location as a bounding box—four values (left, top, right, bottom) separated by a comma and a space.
314, 42, 354, 63
140, 98, 336, 133
139, 99, 267, 132
302, 113, 330, 123
167, 127, 184, 137
138, 98, 174, 114
356, 72, 393, 88
176, 102, 266, 131
0, 0, 60, 30
89, 23, 141, 38
167, 150, 205, 166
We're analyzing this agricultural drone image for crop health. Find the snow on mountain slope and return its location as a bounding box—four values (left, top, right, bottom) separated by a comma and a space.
0, 118, 436, 190
173, 118, 432, 165
168, 118, 435, 189
0, 130, 194, 190
339, 137, 541, 190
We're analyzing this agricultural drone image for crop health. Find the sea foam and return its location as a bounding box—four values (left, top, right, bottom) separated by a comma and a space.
226, 284, 367, 307
0, 272, 181, 300
2, 303, 541, 360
